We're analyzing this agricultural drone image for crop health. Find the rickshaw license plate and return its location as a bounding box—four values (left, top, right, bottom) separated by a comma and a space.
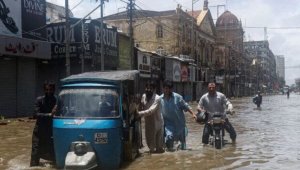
94, 133, 108, 144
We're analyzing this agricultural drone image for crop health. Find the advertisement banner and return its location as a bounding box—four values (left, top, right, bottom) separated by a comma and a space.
0, 0, 46, 40
137, 51, 151, 78
173, 60, 181, 82
0, 0, 22, 37
181, 64, 188, 82
22, 0, 46, 40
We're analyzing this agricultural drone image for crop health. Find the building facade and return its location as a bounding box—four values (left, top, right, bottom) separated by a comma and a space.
46, 2, 74, 24
275, 55, 285, 87
102, 1, 217, 100
215, 10, 250, 97
244, 41, 277, 93
0, 0, 51, 117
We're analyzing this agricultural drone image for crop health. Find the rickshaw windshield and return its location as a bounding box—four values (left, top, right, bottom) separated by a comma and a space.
57, 88, 119, 118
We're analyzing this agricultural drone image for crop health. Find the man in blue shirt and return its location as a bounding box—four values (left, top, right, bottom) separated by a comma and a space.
160, 80, 196, 151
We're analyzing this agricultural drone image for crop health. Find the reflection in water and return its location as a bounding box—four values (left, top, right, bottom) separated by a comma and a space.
1, 94, 300, 169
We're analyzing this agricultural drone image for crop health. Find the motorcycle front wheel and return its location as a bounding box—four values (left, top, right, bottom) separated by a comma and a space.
215, 135, 222, 149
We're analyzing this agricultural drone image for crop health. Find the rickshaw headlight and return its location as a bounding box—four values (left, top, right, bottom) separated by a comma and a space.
74, 143, 88, 155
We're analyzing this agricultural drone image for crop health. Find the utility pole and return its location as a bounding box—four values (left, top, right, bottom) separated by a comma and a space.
192, 0, 199, 100
192, 0, 199, 80
209, 4, 225, 18
65, 0, 70, 76
128, 0, 135, 69
99, 0, 108, 71
264, 27, 268, 41
81, 20, 85, 72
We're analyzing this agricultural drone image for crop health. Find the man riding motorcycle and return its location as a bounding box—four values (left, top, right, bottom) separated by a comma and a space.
197, 83, 237, 145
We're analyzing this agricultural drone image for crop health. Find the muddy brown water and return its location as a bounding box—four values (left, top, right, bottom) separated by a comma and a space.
1, 94, 300, 169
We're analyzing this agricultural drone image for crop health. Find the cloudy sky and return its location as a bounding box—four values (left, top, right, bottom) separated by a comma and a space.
48, 0, 300, 85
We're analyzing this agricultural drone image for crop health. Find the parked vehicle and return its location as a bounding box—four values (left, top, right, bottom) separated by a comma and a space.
53, 70, 142, 169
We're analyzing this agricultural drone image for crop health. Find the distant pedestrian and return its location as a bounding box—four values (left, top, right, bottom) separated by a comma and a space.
30, 82, 57, 166
160, 80, 196, 151
287, 89, 290, 99
136, 81, 164, 153
253, 91, 262, 108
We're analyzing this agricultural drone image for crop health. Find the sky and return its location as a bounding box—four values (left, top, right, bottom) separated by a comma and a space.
47, 0, 300, 85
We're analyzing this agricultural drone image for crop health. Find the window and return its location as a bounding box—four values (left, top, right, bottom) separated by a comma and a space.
157, 25, 163, 38
57, 88, 119, 118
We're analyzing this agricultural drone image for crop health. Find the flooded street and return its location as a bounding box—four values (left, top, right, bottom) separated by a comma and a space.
1, 94, 300, 170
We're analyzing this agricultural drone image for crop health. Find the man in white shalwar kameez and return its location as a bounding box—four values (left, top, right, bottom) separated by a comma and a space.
137, 82, 164, 153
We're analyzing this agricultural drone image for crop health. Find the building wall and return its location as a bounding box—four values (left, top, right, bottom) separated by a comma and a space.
215, 20, 245, 96
118, 33, 131, 70
104, 7, 217, 83
46, 2, 74, 23
244, 41, 277, 92
105, 15, 179, 56
276, 55, 285, 79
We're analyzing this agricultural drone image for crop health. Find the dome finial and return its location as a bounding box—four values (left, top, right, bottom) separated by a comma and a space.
203, 0, 208, 10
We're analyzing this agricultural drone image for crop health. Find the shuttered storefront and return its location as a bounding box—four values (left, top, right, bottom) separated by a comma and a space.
17, 58, 36, 117
0, 58, 17, 117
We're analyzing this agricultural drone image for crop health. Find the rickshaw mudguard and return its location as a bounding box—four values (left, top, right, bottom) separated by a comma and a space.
53, 118, 123, 169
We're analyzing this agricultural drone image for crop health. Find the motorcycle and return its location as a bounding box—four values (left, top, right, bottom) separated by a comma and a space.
208, 113, 226, 149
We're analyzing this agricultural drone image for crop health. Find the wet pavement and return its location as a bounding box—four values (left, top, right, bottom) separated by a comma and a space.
1, 94, 300, 170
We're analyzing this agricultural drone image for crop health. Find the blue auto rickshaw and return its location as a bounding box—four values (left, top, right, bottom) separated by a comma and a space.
53, 70, 142, 169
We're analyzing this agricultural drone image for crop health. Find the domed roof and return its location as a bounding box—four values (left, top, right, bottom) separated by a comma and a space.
216, 11, 239, 27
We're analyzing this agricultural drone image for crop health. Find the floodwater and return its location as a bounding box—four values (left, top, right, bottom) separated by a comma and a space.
1, 94, 300, 170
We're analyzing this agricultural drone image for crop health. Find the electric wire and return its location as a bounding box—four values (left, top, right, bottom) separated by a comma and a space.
70, 0, 84, 11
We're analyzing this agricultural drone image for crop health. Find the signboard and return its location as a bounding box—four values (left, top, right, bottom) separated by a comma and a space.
0, 34, 51, 59
47, 19, 119, 68
0, 0, 22, 37
90, 20, 118, 68
137, 51, 151, 78
216, 76, 224, 84
0, 0, 46, 40
22, 0, 46, 40
151, 56, 161, 79
47, 18, 84, 58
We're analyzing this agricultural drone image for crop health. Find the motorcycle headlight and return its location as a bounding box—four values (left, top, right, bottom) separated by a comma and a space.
74, 143, 88, 155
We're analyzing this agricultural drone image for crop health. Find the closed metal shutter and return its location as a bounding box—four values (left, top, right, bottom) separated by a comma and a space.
17, 58, 36, 117
0, 58, 17, 118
